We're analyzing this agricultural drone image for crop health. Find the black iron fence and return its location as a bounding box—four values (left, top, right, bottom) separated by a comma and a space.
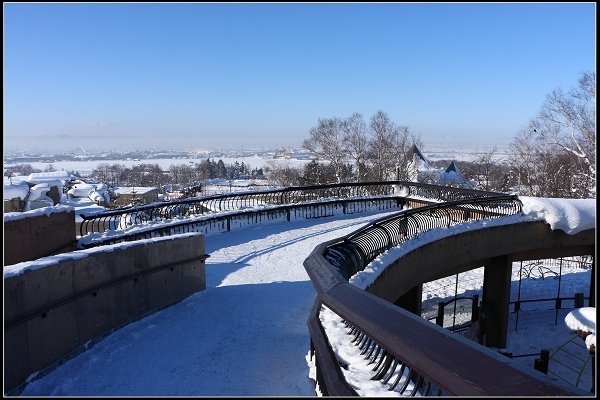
323, 195, 522, 280
78, 196, 416, 249
77, 181, 503, 236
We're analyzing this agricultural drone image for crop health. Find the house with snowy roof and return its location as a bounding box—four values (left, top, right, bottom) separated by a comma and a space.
113, 186, 159, 206
408, 145, 475, 189
3, 171, 77, 212
3, 171, 111, 213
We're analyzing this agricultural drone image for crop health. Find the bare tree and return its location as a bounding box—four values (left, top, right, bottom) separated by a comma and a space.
264, 158, 301, 187
390, 125, 421, 181
303, 117, 347, 183
4, 163, 41, 176
469, 147, 499, 191
369, 111, 397, 181
340, 113, 369, 182
92, 163, 111, 183
509, 130, 545, 196
528, 71, 596, 197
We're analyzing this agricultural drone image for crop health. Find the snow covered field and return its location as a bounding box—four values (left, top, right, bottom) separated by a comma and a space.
6, 156, 313, 177
5, 143, 512, 177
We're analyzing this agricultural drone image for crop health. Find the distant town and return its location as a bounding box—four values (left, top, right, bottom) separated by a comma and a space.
3, 147, 315, 165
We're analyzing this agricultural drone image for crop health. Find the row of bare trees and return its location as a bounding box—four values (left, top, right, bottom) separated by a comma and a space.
302, 111, 422, 183
91, 159, 264, 192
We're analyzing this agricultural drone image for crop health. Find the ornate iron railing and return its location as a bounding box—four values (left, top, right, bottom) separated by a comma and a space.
78, 196, 419, 249
304, 195, 588, 396
324, 196, 521, 280
78, 181, 502, 236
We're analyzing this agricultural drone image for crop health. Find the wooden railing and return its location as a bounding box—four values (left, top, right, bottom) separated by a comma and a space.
303, 196, 589, 396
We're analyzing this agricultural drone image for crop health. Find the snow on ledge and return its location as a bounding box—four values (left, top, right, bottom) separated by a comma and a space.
350, 214, 534, 290
3, 232, 205, 278
564, 307, 596, 352
519, 196, 596, 234
565, 307, 596, 333
3, 205, 75, 223
350, 197, 596, 290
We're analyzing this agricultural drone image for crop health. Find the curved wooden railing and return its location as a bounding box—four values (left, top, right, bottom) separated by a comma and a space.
303, 195, 588, 396
78, 181, 502, 236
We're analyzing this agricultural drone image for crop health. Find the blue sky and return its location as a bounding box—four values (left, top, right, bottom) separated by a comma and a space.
3, 3, 596, 152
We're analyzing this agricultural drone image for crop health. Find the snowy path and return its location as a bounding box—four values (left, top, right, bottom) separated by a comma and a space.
20, 211, 397, 396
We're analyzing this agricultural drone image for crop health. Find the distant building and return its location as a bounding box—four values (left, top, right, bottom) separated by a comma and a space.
113, 187, 159, 206
409, 145, 475, 189
3, 171, 78, 212
67, 182, 110, 206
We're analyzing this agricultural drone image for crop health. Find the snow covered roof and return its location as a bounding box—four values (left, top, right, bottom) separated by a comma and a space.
115, 187, 158, 195
27, 171, 75, 184
444, 161, 458, 174
4, 181, 30, 201
411, 144, 429, 163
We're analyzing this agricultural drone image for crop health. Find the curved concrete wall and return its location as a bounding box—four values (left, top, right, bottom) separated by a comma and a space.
4, 234, 207, 395
4, 208, 77, 266
366, 220, 595, 304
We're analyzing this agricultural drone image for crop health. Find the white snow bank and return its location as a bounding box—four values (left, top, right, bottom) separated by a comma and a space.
564, 307, 596, 352
28, 183, 51, 201
519, 197, 596, 234
27, 171, 74, 182
564, 307, 595, 333
68, 183, 96, 197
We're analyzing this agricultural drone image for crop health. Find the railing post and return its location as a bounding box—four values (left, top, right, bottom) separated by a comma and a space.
534, 349, 549, 374
471, 294, 479, 322
574, 292, 584, 308
436, 302, 445, 326
513, 300, 520, 313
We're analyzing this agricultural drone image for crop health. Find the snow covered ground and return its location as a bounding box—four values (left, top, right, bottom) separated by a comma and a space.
15, 209, 594, 396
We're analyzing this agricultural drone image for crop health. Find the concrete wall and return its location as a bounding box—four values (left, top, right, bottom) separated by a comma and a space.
4, 233, 207, 394
4, 209, 77, 266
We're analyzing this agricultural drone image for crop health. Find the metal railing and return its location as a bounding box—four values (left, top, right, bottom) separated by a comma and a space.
78, 181, 502, 236
323, 195, 521, 280
304, 195, 588, 396
78, 196, 416, 249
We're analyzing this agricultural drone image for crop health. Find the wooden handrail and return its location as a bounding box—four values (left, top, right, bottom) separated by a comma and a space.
303, 196, 591, 396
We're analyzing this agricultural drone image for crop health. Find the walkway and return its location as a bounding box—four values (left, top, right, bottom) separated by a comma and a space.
20, 211, 396, 396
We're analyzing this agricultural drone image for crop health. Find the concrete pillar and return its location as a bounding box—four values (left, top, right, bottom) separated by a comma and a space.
394, 284, 422, 315
481, 256, 511, 348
